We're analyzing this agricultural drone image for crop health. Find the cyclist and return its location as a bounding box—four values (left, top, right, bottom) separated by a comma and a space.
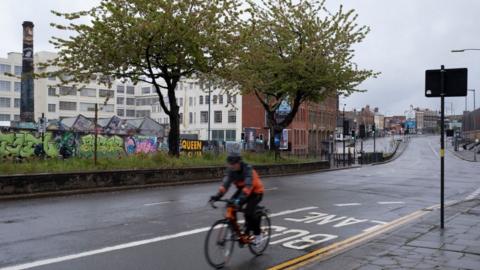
210, 152, 265, 245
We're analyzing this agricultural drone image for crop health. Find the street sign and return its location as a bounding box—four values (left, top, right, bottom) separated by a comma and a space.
425, 65, 468, 230
425, 68, 467, 97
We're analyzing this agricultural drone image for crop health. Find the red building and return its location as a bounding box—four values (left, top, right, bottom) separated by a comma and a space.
242, 94, 337, 156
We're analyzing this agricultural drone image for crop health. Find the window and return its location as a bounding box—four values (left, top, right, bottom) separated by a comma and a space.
126, 86, 135, 95
228, 110, 236, 123
0, 114, 10, 121
141, 87, 150, 94
126, 98, 135, 105
14, 66, 22, 76
14, 98, 20, 108
0, 80, 11, 92
189, 112, 193, 124
117, 109, 124, 117
48, 75, 56, 81
194, 112, 197, 123
205, 95, 210, 104
213, 95, 218, 104
99, 89, 114, 98
117, 85, 125, 93
233, 95, 237, 104
226, 130, 236, 141
80, 102, 96, 112
60, 86, 76, 96
200, 111, 209, 123
102, 104, 114, 112
126, 109, 135, 117
214, 111, 222, 123
13, 115, 20, 121
136, 110, 150, 117
14, 82, 21, 92
219, 95, 223, 104
0, 98, 11, 108
227, 94, 232, 103
179, 113, 183, 124
80, 88, 96, 97
199, 96, 203, 104
0, 64, 11, 74
189, 97, 193, 106
48, 104, 56, 112
212, 130, 225, 141
117, 97, 124, 105
48, 87, 56, 96
59, 101, 76, 111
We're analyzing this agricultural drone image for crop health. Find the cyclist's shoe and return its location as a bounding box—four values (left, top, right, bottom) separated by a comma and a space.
253, 235, 264, 246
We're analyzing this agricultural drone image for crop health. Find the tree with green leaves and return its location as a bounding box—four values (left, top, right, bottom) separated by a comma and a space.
47, 0, 242, 156
219, 0, 377, 153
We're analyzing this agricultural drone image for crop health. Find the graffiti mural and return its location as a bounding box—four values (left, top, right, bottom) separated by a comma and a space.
125, 136, 159, 155
78, 135, 124, 158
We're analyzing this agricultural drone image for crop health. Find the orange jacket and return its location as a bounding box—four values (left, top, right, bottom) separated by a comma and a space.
218, 163, 264, 196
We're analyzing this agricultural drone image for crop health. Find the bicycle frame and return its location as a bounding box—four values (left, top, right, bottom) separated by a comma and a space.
214, 200, 252, 245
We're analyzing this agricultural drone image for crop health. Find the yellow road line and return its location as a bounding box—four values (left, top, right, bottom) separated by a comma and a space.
268, 209, 429, 270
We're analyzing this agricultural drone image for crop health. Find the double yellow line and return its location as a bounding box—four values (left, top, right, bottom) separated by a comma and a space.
268, 209, 429, 270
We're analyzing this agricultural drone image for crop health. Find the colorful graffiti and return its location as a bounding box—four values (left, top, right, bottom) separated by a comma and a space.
1, 131, 164, 160
125, 136, 158, 154
78, 135, 124, 158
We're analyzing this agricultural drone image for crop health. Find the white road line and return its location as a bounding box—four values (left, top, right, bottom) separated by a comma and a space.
377, 201, 405, 205
0, 206, 318, 270
143, 201, 172, 207
428, 142, 439, 158
334, 203, 362, 207
265, 187, 279, 191
465, 187, 480, 200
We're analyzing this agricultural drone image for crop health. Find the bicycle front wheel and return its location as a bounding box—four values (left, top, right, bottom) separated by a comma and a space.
248, 211, 271, 256
204, 219, 235, 269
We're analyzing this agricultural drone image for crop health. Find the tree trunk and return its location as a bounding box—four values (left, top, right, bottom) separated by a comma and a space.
168, 106, 180, 157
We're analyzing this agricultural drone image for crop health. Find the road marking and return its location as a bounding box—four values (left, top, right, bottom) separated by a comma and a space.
268, 208, 429, 270
377, 201, 405, 205
0, 206, 317, 270
428, 142, 439, 157
265, 187, 279, 191
465, 187, 480, 200
143, 201, 172, 206
334, 203, 361, 207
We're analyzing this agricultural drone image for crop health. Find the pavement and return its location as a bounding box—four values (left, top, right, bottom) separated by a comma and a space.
448, 141, 479, 162
0, 136, 479, 270
305, 199, 480, 270
336, 135, 401, 154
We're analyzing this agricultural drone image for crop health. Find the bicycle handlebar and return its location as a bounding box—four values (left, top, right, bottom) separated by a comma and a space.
208, 199, 236, 209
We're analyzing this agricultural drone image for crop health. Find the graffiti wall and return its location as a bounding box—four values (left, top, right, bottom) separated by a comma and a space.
0, 131, 165, 160
125, 136, 159, 155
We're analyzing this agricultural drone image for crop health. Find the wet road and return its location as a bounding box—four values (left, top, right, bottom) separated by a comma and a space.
1, 136, 479, 270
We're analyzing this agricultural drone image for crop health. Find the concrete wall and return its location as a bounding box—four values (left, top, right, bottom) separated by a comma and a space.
0, 161, 329, 198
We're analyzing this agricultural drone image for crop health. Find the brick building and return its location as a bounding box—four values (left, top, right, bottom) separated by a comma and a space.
242, 94, 337, 156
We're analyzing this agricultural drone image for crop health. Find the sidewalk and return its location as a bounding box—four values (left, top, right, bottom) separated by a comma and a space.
450, 147, 479, 162
306, 199, 480, 270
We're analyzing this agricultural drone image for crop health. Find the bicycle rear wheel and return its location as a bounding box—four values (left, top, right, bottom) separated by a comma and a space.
248, 211, 271, 256
205, 219, 235, 269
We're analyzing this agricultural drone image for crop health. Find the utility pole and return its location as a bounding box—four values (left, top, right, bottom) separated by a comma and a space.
342, 104, 346, 166
440, 65, 445, 229
208, 83, 211, 142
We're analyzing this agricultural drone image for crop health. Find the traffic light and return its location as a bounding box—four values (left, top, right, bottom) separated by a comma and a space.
359, 124, 366, 139
372, 123, 376, 132
351, 130, 356, 138
343, 120, 350, 136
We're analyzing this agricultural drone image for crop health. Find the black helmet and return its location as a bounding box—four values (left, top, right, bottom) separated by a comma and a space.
226, 152, 242, 164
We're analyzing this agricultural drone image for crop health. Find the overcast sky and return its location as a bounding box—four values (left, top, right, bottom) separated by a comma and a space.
1, 0, 479, 116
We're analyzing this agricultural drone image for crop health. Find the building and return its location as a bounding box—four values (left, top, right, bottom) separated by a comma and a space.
0, 52, 137, 122
463, 108, 480, 140
149, 78, 242, 142
384, 116, 406, 134
415, 108, 439, 133
242, 93, 337, 155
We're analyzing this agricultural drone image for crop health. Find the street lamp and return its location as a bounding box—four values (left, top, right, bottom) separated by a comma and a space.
451, 49, 480, 53
342, 103, 346, 166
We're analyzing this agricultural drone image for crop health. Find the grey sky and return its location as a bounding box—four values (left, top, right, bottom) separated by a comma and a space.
1, 0, 479, 116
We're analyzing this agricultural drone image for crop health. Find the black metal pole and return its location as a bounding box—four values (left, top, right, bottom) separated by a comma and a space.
208, 84, 211, 142
41, 112, 45, 157
440, 65, 445, 229
343, 106, 345, 166
94, 103, 98, 166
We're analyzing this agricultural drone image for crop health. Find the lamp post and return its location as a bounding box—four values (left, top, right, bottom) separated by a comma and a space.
342, 103, 346, 166
466, 89, 476, 111
451, 49, 479, 111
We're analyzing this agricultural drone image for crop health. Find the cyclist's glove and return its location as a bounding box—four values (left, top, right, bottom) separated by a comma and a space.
210, 194, 221, 202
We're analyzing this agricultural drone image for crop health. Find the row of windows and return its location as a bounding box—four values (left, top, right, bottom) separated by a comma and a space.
199, 94, 237, 105
116, 97, 136, 105
116, 85, 135, 95
0, 97, 20, 108
0, 80, 21, 92
116, 109, 136, 117
0, 114, 20, 121
0, 64, 22, 76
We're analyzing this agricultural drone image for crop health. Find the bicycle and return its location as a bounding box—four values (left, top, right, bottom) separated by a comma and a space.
205, 199, 271, 269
